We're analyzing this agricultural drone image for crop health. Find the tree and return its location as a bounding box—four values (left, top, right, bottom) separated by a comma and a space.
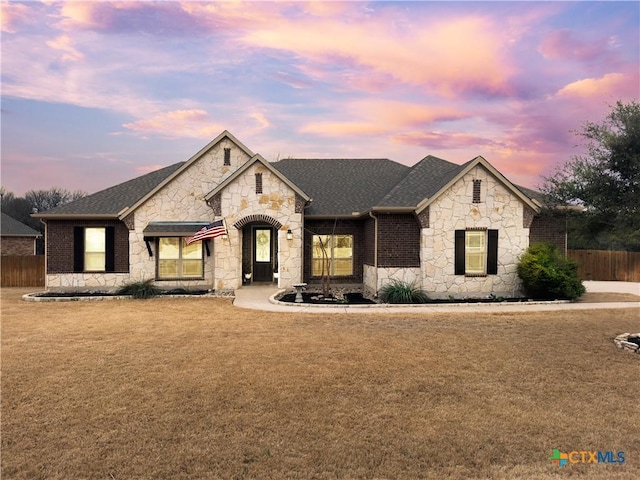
541, 100, 640, 251
25, 187, 86, 214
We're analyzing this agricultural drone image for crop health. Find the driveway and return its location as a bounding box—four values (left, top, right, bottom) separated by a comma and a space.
234, 281, 639, 313
584, 281, 639, 295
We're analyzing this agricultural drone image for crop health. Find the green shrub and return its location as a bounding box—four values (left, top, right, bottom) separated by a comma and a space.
517, 243, 585, 300
379, 280, 429, 304
117, 279, 163, 299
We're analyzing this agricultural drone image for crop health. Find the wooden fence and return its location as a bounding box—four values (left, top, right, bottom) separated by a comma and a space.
567, 249, 640, 282
1, 255, 45, 287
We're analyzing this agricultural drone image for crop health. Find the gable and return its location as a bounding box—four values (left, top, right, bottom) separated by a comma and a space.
205, 154, 309, 203
416, 156, 541, 214
122, 130, 255, 219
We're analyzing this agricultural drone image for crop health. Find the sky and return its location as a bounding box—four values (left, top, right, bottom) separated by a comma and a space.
1, 1, 639, 196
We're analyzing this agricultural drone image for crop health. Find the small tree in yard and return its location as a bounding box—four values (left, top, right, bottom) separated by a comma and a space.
517, 243, 585, 300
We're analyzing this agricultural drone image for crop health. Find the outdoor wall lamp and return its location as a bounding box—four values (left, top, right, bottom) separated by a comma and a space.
221, 233, 228, 240
286, 229, 293, 240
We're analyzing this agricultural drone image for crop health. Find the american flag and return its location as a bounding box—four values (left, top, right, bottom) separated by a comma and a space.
185, 220, 227, 245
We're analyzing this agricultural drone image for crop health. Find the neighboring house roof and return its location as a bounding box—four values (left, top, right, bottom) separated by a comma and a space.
34, 162, 184, 218
1, 213, 42, 237
272, 158, 409, 216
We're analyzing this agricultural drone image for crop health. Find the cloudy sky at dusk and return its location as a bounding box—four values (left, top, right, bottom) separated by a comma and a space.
2, 1, 638, 196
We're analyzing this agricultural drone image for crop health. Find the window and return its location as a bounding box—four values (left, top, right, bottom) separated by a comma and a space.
255, 173, 263, 194
224, 148, 231, 165
74, 226, 115, 272
312, 234, 353, 276
465, 231, 486, 274
455, 229, 498, 276
157, 238, 203, 279
473, 179, 482, 203
85, 228, 106, 271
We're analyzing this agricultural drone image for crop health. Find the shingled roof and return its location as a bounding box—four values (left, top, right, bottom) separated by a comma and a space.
377, 155, 469, 208
34, 147, 543, 219
272, 159, 409, 216
1, 213, 42, 237
35, 162, 184, 217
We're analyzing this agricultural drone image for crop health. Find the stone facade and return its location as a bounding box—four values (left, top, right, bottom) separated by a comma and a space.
363, 166, 532, 298
421, 165, 529, 298
128, 139, 245, 290
217, 163, 303, 290
40, 134, 551, 296
129, 140, 303, 291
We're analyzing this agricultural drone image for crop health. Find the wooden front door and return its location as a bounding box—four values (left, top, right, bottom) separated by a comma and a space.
253, 228, 274, 282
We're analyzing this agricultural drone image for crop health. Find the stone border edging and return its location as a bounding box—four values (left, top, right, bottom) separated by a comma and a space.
268, 290, 572, 309
22, 292, 232, 302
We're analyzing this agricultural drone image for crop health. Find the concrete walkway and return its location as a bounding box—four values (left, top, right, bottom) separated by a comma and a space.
232, 281, 640, 314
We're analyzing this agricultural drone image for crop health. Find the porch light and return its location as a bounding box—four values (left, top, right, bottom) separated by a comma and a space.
286, 229, 293, 240
221, 233, 228, 240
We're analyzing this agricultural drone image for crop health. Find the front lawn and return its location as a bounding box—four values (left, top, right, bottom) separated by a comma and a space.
2, 288, 638, 479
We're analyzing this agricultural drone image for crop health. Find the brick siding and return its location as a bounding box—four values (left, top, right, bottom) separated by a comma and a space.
529, 215, 567, 254
1, 237, 36, 255
46, 219, 130, 273
363, 217, 375, 266
377, 214, 420, 267
303, 219, 364, 283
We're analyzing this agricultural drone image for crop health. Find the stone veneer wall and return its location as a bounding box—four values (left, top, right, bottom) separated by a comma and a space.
363, 264, 422, 295
421, 165, 530, 298
129, 138, 249, 290
217, 163, 303, 290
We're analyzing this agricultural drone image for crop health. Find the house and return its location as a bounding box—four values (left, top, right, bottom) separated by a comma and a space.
34, 130, 566, 297
1, 212, 42, 255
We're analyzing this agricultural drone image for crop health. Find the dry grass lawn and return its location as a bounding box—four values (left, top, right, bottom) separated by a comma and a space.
2, 288, 639, 479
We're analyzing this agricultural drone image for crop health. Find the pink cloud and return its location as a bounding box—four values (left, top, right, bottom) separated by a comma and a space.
135, 164, 166, 175
249, 112, 270, 130
393, 131, 498, 150
122, 110, 224, 139
301, 122, 388, 137
300, 100, 468, 137
539, 29, 611, 61
45, 34, 84, 62
242, 14, 515, 97
555, 72, 638, 99
1, 2, 33, 33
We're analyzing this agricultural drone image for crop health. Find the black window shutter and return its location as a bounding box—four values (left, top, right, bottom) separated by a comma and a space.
105, 226, 115, 272
454, 230, 465, 275
487, 230, 498, 274
73, 227, 84, 272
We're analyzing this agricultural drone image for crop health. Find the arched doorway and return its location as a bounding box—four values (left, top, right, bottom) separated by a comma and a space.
234, 215, 282, 284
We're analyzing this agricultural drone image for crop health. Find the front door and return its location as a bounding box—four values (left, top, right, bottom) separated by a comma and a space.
253, 228, 274, 282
